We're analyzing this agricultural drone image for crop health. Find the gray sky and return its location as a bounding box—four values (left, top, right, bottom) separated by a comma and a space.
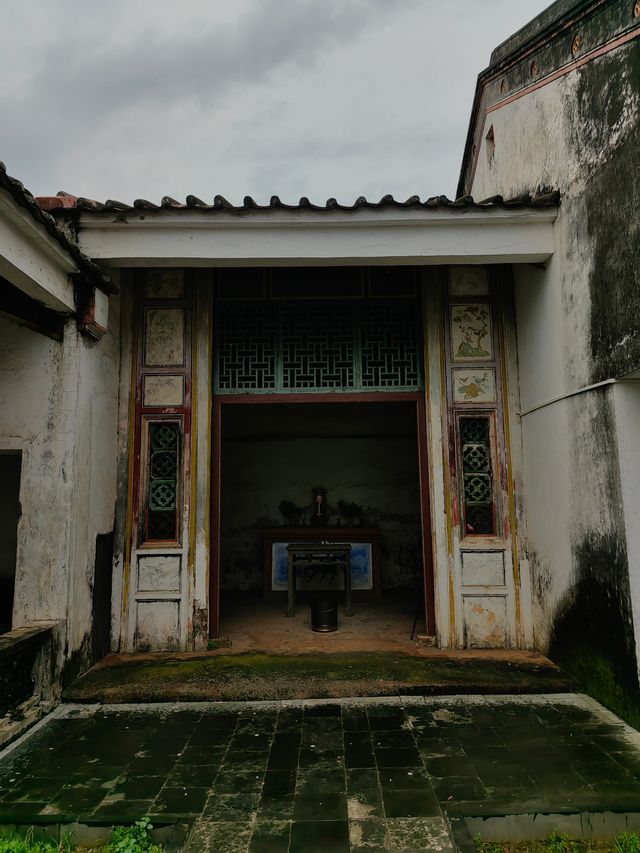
0, 1, 551, 204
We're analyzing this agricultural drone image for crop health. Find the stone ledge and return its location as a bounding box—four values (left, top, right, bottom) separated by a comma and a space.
0, 621, 60, 661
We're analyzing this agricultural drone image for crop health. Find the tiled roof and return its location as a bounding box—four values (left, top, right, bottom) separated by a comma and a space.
0, 163, 113, 294
37, 190, 560, 214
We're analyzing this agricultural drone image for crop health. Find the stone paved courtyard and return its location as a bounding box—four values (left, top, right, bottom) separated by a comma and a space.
0, 695, 639, 851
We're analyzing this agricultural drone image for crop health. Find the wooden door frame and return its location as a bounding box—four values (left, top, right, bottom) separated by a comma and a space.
209, 391, 436, 638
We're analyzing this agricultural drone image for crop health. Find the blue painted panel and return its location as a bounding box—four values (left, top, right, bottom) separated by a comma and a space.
271, 542, 373, 592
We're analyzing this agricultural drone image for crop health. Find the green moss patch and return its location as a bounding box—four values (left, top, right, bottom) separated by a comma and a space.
64, 651, 572, 703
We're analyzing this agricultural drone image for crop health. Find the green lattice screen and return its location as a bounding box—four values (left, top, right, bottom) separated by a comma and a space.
215, 300, 422, 393
459, 416, 495, 536
147, 422, 179, 541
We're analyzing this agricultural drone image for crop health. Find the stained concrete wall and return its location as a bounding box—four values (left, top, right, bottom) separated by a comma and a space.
0, 287, 121, 680
467, 11, 640, 696
220, 402, 422, 592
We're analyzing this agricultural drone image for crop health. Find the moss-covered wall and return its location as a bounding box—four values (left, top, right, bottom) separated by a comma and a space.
467, 1, 640, 714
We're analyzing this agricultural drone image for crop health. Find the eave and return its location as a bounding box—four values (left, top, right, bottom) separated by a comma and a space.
75, 206, 557, 269
0, 189, 78, 313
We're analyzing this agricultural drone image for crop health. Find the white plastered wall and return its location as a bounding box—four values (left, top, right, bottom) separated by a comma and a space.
0, 280, 121, 668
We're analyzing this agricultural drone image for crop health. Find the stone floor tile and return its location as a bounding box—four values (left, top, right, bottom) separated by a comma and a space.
296, 767, 346, 794
153, 785, 210, 815
262, 769, 297, 796
178, 745, 227, 766
3, 776, 63, 803
379, 767, 432, 791
349, 817, 389, 850
167, 762, 220, 787
342, 708, 370, 731
375, 747, 423, 768
346, 769, 384, 819
196, 713, 238, 731
386, 816, 454, 851
370, 730, 416, 750
432, 775, 487, 803
188, 818, 254, 853
289, 818, 349, 852
249, 818, 291, 852
110, 774, 165, 799
215, 769, 266, 794
230, 733, 273, 752
415, 736, 466, 757
257, 790, 295, 820
382, 788, 442, 819
303, 703, 342, 717
293, 790, 347, 821
301, 729, 343, 751
188, 727, 234, 747
424, 755, 480, 778
345, 745, 377, 769
203, 792, 260, 820
367, 712, 407, 731
298, 748, 344, 770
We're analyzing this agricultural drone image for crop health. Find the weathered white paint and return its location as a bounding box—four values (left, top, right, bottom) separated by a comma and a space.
471, 39, 640, 659
461, 551, 505, 587
0, 191, 77, 313
191, 274, 213, 649
421, 271, 452, 646
135, 599, 180, 651
462, 595, 508, 648
137, 555, 181, 592
76, 208, 556, 267
613, 381, 640, 666
0, 279, 121, 667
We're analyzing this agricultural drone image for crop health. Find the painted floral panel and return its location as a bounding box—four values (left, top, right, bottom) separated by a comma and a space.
450, 303, 493, 361
453, 368, 496, 403
144, 308, 185, 366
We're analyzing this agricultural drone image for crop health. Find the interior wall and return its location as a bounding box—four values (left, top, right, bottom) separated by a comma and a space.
220, 402, 422, 593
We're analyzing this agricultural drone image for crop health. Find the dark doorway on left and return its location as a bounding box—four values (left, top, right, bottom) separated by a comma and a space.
0, 452, 21, 634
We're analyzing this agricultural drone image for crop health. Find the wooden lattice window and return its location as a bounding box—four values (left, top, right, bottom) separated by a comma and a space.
145, 421, 180, 542
459, 415, 496, 536
215, 299, 421, 393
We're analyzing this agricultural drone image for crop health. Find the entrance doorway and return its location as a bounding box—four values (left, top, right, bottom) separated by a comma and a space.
208, 266, 435, 644
211, 396, 434, 645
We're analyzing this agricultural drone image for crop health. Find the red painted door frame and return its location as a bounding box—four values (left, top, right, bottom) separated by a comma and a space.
208, 391, 435, 639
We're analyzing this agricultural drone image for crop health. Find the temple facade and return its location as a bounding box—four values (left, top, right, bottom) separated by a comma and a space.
0, 0, 637, 713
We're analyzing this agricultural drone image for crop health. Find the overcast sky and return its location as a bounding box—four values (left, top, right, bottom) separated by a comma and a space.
0, 1, 551, 204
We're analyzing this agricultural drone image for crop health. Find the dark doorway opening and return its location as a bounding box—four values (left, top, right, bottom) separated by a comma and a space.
0, 452, 21, 634
91, 532, 114, 663
214, 399, 432, 647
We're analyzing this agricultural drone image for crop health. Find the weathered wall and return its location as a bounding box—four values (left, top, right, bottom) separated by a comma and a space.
468, 14, 640, 697
0, 287, 121, 680
220, 402, 422, 592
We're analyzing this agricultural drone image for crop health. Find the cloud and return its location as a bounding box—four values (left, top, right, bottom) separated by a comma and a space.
0, 0, 551, 201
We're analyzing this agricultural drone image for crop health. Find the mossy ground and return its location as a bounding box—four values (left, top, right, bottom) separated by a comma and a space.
64, 651, 571, 703
550, 645, 640, 732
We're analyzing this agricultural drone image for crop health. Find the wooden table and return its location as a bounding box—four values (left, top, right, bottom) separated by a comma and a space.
262, 527, 382, 599
286, 543, 353, 617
